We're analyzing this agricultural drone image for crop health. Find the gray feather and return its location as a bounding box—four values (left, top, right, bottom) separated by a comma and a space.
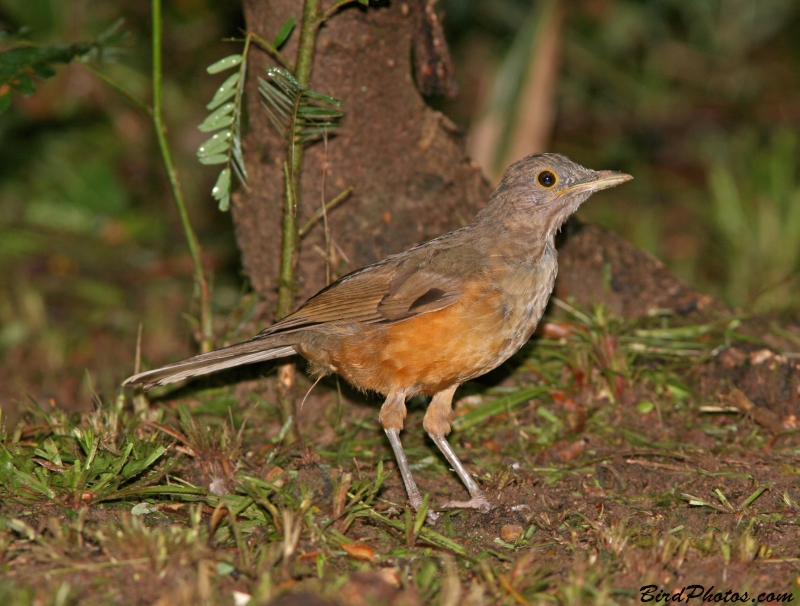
123, 342, 296, 390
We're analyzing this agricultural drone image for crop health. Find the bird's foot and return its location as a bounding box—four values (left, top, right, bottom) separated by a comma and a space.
408, 495, 440, 523
441, 493, 492, 512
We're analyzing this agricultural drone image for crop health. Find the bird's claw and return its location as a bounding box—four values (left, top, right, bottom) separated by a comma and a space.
408, 495, 440, 523
441, 493, 492, 512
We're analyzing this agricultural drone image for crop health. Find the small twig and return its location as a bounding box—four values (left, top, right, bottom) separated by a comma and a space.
321, 131, 331, 284
681, 493, 730, 513
33, 558, 152, 576
299, 375, 323, 411
299, 187, 354, 238
142, 420, 192, 447
131, 321, 150, 410
78, 61, 153, 116
624, 459, 688, 472
498, 572, 531, 606
272, 0, 325, 444
80, 7, 212, 354
229, 33, 252, 191
550, 297, 593, 326
246, 32, 295, 72
152, 0, 213, 352
321, 0, 361, 23
134, 323, 143, 375
277, 161, 298, 319
726, 387, 784, 433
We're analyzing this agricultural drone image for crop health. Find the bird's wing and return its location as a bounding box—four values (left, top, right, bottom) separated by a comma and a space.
260, 255, 472, 336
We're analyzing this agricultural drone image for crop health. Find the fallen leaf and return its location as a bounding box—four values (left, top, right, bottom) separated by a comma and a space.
341, 543, 375, 561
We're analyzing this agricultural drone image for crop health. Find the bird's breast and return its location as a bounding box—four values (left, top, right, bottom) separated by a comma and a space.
494, 246, 558, 360
311, 247, 558, 397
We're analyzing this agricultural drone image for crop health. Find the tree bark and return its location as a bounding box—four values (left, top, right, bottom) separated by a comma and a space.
235, 0, 715, 323
236, 0, 486, 318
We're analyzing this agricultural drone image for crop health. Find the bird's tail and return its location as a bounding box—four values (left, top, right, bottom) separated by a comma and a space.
122, 336, 296, 390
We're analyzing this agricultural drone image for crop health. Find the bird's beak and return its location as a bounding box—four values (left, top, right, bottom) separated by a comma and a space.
562, 170, 633, 195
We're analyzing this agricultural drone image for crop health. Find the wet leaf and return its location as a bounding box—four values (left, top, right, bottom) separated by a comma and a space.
197, 131, 232, 157
206, 72, 241, 110
206, 54, 243, 74
212, 168, 231, 211
198, 102, 235, 132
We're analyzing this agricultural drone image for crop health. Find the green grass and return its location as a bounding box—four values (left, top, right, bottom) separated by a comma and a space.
1, 303, 799, 605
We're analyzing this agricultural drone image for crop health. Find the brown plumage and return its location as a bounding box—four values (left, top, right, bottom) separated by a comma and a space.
124, 153, 631, 518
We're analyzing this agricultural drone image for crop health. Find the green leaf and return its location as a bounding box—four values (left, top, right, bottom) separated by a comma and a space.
99, 484, 206, 502
367, 510, 467, 555
206, 72, 241, 110
297, 106, 344, 118
111, 443, 134, 476
258, 66, 345, 143
11, 467, 56, 499
273, 17, 296, 48
637, 400, 655, 414
121, 446, 166, 479
198, 102, 235, 132
212, 168, 231, 211
303, 89, 344, 106
451, 386, 549, 431
0, 43, 93, 85
0, 93, 11, 114
197, 131, 232, 157
264, 66, 301, 90
198, 154, 229, 165
130, 502, 158, 516
32, 62, 56, 78
206, 54, 243, 74
258, 79, 291, 116
231, 136, 247, 183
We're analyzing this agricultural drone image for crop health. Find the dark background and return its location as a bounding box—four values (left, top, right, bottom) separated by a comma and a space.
1, 0, 799, 412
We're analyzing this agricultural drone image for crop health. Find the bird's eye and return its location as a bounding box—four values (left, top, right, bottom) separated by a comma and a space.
537, 170, 557, 188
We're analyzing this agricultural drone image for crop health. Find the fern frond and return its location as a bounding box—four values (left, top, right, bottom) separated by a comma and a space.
258, 66, 343, 145
197, 52, 250, 211
0, 19, 128, 113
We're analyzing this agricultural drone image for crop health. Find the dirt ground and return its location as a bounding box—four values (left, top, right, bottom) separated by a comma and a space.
1, 271, 799, 605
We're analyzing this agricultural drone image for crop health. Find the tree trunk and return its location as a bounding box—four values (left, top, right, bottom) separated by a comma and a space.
235, 0, 714, 323
235, 0, 487, 318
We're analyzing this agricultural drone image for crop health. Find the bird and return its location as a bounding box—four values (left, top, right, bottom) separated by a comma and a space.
124, 153, 631, 518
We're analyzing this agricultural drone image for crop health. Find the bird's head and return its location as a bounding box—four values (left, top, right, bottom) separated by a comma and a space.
477, 153, 632, 237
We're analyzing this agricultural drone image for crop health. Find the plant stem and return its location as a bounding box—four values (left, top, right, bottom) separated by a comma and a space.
277, 166, 299, 321
152, 0, 213, 353
321, 0, 361, 23
276, 0, 321, 319
275, 0, 323, 443
78, 61, 153, 116
248, 33, 295, 72
299, 187, 353, 238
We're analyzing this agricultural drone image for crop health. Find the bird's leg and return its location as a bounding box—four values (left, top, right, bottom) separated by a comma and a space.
380, 390, 439, 521
424, 385, 492, 512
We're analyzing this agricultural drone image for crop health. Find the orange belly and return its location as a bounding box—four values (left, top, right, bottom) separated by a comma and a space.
326, 288, 510, 396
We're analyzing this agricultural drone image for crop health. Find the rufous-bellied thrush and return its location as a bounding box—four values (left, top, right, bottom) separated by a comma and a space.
124, 153, 632, 518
